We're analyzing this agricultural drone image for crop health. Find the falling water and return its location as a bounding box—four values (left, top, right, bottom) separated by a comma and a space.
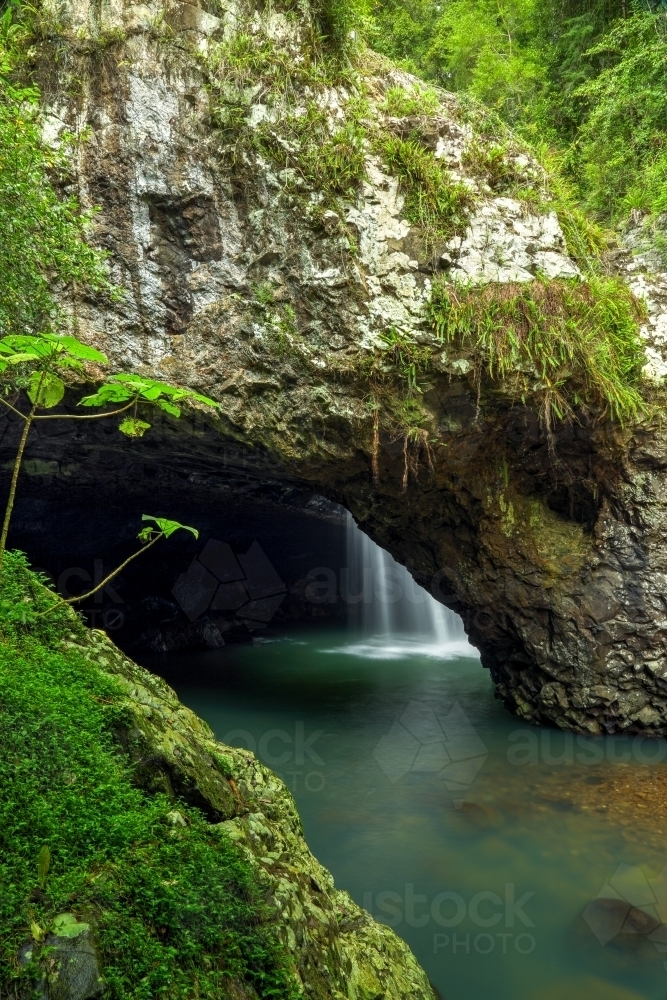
343, 513, 473, 658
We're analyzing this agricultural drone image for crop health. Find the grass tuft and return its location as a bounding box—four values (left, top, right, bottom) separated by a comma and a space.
376, 135, 474, 251
256, 101, 368, 201
426, 276, 647, 425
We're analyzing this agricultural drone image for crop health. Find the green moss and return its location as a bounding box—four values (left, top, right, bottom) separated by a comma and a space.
427, 275, 647, 424
0, 553, 298, 1000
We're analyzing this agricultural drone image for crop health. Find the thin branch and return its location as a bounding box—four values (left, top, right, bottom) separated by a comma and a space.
36, 531, 164, 617
34, 400, 137, 420
0, 397, 28, 421
0, 400, 38, 571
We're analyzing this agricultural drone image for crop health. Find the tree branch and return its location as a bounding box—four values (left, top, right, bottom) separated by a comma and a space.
0, 397, 28, 421
36, 531, 164, 617
34, 399, 137, 420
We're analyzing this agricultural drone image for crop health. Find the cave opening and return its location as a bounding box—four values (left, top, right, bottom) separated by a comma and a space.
6, 413, 667, 1000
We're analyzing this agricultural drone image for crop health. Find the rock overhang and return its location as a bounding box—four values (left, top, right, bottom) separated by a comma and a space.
12, 0, 667, 735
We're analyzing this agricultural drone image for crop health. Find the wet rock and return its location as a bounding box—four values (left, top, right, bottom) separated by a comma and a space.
21, 916, 104, 1000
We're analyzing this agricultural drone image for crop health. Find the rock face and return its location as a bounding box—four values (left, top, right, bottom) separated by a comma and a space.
66, 627, 437, 1000
16, 0, 667, 735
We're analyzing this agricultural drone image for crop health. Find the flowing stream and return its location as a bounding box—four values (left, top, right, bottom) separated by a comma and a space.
145, 525, 667, 1000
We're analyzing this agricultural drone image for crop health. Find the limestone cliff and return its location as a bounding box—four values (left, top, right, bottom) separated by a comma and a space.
11, 0, 667, 736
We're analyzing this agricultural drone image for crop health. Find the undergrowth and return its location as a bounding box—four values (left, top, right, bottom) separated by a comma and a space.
426, 276, 646, 425
376, 133, 473, 250
0, 552, 298, 1000
0, 7, 110, 338
254, 101, 369, 202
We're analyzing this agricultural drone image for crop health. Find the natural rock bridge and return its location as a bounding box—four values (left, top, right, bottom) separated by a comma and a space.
10, 0, 667, 736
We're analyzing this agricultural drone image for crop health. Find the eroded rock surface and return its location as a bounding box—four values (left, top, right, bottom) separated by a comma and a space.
13, 0, 667, 735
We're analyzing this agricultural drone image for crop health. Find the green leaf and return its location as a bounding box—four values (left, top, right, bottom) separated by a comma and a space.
189, 391, 220, 408
44, 335, 108, 364
141, 515, 199, 540
37, 845, 50, 887
79, 385, 134, 407
118, 418, 151, 438
1, 336, 54, 358
155, 399, 181, 417
140, 385, 163, 401
52, 913, 90, 939
27, 372, 64, 408
5, 352, 41, 364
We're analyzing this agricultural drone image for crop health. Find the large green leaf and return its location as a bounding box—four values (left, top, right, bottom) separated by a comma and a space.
44, 334, 108, 364
79, 385, 134, 407
27, 372, 65, 408
156, 399, 181, 417
78, 374, 220, 415
141, 515, 199, 540
1, 335, 54, 358
52, 913, 90, 939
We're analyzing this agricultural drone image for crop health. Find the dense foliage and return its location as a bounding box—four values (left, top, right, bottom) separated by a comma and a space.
427, 276, 646, 423
372, 0, 667, 233
0, 6, 109, 338
0, 553, 297, 999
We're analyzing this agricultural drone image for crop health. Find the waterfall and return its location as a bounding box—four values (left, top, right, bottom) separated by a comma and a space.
343, 514, 474, 658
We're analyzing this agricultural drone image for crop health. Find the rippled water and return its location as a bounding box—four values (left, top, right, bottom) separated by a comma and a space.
146, 632, 667, 1000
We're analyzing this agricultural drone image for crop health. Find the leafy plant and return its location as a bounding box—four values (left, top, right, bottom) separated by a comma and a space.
255, 101, 368, 202
376, 134, 474, 250
377, 326, 432, 394
381, 84, 440, 117
0, 333, 219, 571
0, 7, 110, 342
426, 275, 646, 426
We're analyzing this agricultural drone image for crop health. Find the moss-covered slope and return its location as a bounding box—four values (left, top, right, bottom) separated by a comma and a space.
0, 553, 435, 1000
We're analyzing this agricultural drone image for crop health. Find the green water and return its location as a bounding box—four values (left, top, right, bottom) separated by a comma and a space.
147, 632, 667, 1000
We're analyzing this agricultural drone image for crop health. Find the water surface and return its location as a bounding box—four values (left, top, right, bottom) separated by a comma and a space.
146, 633, 667, 1000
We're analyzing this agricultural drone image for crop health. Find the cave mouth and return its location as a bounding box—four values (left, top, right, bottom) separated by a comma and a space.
10, 482, 357, 654
11, 426, 667, 1000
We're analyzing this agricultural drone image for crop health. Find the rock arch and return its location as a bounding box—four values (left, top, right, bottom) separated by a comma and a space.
16, 0, 667, 734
